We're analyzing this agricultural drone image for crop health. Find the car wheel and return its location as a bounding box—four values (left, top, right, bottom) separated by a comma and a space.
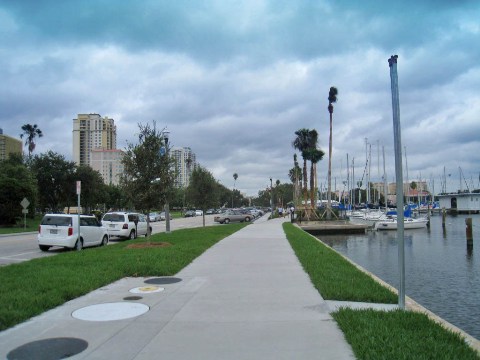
74, 238, 83, 251
224, 218, 230, 224
129, 230, 136, 240
101, 235, 109, 246
245, 217, 251, 222
39, 245, 50, 252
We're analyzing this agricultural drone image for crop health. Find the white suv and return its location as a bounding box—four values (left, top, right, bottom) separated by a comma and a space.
38, 214, 109, 251
101, 212, 150, 239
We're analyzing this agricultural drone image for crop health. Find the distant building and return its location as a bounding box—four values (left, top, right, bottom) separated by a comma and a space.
0, 128, 22, 161
90, 149, 125, 186
438, 192, 480, 214
171, 147, 196, 187
72, 114, 117, 166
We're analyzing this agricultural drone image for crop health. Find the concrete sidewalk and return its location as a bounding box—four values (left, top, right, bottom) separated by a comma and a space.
0, 217, 355, 359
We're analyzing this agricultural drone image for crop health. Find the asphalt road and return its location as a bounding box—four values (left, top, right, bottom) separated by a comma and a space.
0, 214, 220, 266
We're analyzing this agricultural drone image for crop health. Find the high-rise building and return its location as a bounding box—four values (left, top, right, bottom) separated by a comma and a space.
171, 146, 196, 188
0, 128, 22, 161
72, 114, 116, 166
90, 149, 125, 186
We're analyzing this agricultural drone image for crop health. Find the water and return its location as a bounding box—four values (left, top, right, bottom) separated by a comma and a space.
318, 214, 479, 340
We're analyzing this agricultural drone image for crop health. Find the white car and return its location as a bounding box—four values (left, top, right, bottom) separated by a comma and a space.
38, 214, 109, 251
195, 209, 203, 216
102, 212, 150, 239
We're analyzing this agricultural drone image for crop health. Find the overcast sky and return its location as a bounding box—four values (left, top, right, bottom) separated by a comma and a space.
1, 1, 479, 196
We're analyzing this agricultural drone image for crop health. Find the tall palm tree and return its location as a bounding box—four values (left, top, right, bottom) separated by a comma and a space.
326, 87, 338, 219
292, 129, 311, 206
232, 173, 238, 207
305, 148, 325, 209
20, 124, 43, 157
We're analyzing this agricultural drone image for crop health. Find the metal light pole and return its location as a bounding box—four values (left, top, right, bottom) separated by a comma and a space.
270, 177, 274, 216
389, 54, 406, 309
163, 129, 171, 234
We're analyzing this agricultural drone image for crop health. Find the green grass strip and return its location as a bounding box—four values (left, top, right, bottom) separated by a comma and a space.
283, 222, 397, 303
0, 223, 246, 331
332, 308, 479, 360
283, 222, 479, 359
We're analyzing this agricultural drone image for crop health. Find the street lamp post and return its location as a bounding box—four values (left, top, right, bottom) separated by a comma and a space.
270, 177, 274, 217
162, 129, 171, 234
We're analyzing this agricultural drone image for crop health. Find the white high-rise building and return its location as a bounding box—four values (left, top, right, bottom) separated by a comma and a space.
90, 149, 125, 186
72, 114, 116, 166
171, 147, 196, 188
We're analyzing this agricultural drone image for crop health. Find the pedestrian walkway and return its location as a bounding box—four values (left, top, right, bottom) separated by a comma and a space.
0, 217, 355, 359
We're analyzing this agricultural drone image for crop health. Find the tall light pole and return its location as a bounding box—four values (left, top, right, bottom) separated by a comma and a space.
270, 177, 274, 215
162, 129, 171, 234
389, 54, 405, 309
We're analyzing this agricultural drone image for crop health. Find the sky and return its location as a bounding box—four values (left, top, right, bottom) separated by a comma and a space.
1, 0, 479, 197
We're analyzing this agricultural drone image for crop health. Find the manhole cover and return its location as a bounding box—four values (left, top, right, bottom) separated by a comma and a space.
123, 296, 143, 301
130, 286, 165, 294
7, 337, 88, 359
144, 277, 182, 285
72, 302, 149, 321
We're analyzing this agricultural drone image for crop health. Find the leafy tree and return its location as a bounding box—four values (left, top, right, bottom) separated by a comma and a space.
326, 86, 338, 219
74, 165, 107, 213
30, 151, 76, 212
0, 155, 37, 225
186, 165, 219, 226
20, 124, 43, 158
103, 184, 128, 211
120, 122, 175, 234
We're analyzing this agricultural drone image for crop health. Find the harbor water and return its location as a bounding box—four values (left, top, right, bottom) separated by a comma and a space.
318, 213, 480, 340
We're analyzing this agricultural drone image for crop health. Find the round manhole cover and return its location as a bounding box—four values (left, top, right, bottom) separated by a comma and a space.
7, 337, 88, 359
130, 286, 165, 294
72, 302, 149, 321
123, 296, 143, 301
144, 277, 182, 285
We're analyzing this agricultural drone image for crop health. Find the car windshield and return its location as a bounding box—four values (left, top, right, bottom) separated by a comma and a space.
103, 214, 125, 222
41, 216, 72, 226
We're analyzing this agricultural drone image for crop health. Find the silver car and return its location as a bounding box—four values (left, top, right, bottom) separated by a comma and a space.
214, 210, 252, 224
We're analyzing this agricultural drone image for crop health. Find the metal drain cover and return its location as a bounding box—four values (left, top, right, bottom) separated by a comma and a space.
72, 302, 149, 321
144, 277, 182, 285
7, 337, 88, 359
130, 286, 165, 294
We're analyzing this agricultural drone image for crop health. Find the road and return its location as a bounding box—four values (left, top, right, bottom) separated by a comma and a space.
0, 215, 220, 266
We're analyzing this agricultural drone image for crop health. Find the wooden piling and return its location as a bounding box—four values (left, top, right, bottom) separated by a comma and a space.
466, 217, 473, 247
442, 207, 446, 228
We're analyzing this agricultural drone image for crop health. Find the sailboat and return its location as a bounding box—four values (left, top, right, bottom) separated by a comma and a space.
374, 216, 429, 230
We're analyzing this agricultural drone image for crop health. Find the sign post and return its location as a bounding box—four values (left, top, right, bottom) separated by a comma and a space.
20, 198, 30, 230
76, 181, 81, 248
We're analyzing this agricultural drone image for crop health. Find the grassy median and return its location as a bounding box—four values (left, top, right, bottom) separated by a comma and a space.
283, 222, 479, 359
0, 223, 246, 331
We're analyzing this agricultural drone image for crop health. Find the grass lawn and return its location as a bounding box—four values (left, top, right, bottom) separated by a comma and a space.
283, 222, 480, 359
0, 215, 42, 235
0, 223, 247, 331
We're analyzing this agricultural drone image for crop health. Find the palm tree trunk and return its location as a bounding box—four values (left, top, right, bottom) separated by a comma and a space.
327, 111, 333, 219
303, 159, 308, 207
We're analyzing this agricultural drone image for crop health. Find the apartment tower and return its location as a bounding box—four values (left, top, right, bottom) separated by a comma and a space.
171, 146, 196, 188
72, 114, 116, 166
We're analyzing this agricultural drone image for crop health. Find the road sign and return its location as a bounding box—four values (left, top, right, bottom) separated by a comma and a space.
20, 198, 30, 209
76, 181, 81, 195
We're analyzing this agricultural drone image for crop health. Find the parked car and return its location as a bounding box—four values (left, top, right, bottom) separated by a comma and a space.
149, 212, 161, 222
195, 209, 203, 216
101, 212, 151, 239
214, 210, 253, 224
184, 210, 196, 217
38, 214, 109, 251
205, 209, 215, 215
159, 211, 172, 221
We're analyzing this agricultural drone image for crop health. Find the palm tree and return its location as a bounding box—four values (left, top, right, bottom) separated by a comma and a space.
305, 148, 325, 209
20, 124, 43, 157
292, 129, 311, 206
232, 173, 238, 207
326, 87, 338, 219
